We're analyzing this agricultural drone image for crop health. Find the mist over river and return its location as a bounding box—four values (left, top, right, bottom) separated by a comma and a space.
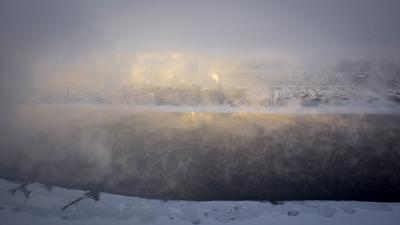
1, 105, 399, 201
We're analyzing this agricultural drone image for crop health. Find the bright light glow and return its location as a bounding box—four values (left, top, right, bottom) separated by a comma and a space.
211, 73, 220, 85
191, 112, 196, 120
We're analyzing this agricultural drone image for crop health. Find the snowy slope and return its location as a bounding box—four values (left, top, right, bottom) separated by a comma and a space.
1, 179, 399, 225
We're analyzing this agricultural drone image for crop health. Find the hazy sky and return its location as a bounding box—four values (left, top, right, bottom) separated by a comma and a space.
1, 0, 400, 96
3, 0, 400, 56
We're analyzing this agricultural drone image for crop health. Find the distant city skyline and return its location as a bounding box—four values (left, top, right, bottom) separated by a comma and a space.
1, 0, 400, 105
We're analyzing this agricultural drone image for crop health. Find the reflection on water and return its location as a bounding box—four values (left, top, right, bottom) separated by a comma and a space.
1, 105, 400, 201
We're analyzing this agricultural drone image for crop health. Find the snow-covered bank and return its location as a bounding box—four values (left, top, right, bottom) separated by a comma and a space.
1, 179, 400, 225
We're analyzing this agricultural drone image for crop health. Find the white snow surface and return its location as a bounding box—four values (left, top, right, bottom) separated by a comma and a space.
1, 179, 399, 225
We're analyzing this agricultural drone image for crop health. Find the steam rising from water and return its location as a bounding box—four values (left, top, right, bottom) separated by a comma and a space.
0, 105, 399, 201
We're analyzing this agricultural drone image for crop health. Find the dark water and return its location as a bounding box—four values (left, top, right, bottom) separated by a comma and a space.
1, 108, 400, 201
